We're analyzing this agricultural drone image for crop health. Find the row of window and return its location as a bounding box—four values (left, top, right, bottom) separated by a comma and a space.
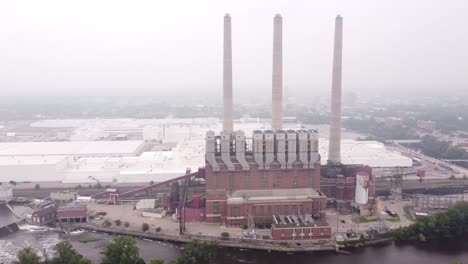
212, 171, 317, 189
230, 204, 320, 217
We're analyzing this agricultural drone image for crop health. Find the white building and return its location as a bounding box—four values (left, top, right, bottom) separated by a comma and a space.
0, 186, 13, 203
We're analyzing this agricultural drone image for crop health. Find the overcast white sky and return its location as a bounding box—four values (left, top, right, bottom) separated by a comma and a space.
1, 0, 467, 98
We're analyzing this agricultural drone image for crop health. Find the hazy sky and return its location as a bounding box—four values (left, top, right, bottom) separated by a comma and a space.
1, 0, 467, 98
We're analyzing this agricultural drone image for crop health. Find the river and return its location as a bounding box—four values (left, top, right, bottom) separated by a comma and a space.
1, 228, 468, 264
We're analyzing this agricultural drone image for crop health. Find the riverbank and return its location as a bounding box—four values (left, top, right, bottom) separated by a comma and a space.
72, 222, 337, 253
72, 222, 396, 253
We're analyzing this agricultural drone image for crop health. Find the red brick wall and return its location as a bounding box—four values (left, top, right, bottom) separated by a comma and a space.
205, 163, 320, 191
271, 225, 331, 240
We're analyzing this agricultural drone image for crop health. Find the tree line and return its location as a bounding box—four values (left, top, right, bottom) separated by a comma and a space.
14, 237, 217, 264
394, 202, 468, 242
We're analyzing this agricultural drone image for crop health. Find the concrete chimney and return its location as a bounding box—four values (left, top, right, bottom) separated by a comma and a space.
223, 14, 233, 132
272, 14, 283, 131
328, 15, 343, 164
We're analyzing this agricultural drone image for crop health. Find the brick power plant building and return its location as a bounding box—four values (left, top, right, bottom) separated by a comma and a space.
201, 14, 375, 240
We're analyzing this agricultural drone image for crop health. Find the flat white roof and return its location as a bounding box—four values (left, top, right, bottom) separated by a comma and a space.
0, 141, 144, 156
319, 139, 413, 167
0, 155, 67, 165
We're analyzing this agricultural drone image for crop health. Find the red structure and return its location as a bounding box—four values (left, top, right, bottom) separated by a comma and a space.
271, 222, 331, 240
204, 130, 327, 233
184, 208, 206, 222
57, 205, 88, 223
320, 164, 375, 215
32, 204, 57, 226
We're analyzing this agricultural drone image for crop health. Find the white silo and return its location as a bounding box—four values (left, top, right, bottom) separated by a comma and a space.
355, 172, 369, 205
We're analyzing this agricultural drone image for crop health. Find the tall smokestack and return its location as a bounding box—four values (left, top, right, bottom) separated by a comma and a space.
223, 14, 233, 132
272, 14, 283, 131
328, 15, 343, 164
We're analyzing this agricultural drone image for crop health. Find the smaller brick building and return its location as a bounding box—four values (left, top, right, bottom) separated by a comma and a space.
271, 221, 331, 240
220, 188, 326, 227
32, 204, 57, 225
57, 205, 87, 223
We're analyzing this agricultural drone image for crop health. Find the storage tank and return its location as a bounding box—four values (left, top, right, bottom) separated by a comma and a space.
355, 172, 369, 205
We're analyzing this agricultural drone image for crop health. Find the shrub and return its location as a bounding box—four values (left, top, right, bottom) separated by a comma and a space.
34, 184, 40, 190
220, 232, 230, 240
79, 237, 101, 243
142, 223, 149, 232
9, 180, 16, 186
95, 183, 102, 189
102, 220, 112, 228
155, 227, 161, 232
89, 215, 95, 220
75, 184, 82, 189
124, 221, 130, 227
115, 219, 122, 226
449, 175, 457, 180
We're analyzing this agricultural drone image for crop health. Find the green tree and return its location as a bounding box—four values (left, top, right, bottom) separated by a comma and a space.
102, 220, 112, 228
50, 241, 91, 264
14, 247, 41, 264
177, 240, 218, 264
150, 260, 165, 264
100, 236, 145, 264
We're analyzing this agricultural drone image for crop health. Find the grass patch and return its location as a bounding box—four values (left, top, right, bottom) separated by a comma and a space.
352, 217, 378, 223
386, 213, 401, 223
79, 237, 101, 243
336, 238, 368, 246
403, 206, 416, 222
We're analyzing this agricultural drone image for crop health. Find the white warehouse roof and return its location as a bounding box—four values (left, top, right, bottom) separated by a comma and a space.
319, 139, 413, 167
0, 141, 145, 157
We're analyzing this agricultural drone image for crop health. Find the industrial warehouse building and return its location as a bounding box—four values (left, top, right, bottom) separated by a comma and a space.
0, 124, 411, 183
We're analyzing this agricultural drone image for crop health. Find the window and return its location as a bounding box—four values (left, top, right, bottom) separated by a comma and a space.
229, 172, 234, 190
294, 171, 298, 187
261, 172, 267, 188
284, 205, 289, 215
259, 206, 264, 216
252, 207, 256, 217
267, 206, 272, 216
231, 207, 240, 217
275, 206, 281, 215
245, 172, 250, 188
213, 202, 220, 214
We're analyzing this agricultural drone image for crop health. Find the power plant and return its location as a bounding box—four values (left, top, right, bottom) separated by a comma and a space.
203, 14, 375, 239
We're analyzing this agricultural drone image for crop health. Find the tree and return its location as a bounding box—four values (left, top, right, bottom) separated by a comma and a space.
150, 260, 165, 264
14, 247, 41, 264
177, 240, 218, 264
142, 223, 149, 232
50, 241, 91, 264
102, 220, 112, 228
101, 236, 145, 264
220, 232, 230, 240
